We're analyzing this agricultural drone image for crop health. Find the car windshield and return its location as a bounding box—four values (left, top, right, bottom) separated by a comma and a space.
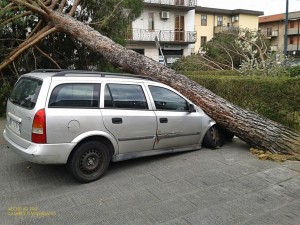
10, 77, 42, 109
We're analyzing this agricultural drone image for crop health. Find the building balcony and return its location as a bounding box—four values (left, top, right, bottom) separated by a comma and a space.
287, 28, 300, 35
287, 44, 300, 51
270, 30, 279, 37
270, 45, 278, 51
214, 26, 239, 33
143, 0, 195, 10
261, 30, 279, 38
127, 29, 197, 44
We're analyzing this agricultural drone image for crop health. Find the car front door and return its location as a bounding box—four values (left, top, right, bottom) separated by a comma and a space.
148, 85, 203, 150
101, 83, 157, 154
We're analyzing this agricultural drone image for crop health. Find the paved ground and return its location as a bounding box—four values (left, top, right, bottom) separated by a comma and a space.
1, 117, 300, 225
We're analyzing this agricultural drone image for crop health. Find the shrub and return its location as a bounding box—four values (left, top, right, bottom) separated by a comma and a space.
288, 66, 300, 77
184, 73, 300, 131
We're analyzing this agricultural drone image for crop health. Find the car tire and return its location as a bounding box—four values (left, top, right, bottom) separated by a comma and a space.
68, 141, 110, 183
203, 125, 224, 148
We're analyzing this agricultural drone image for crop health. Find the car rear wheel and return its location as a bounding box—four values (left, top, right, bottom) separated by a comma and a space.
203, 125, 224, 148
68, 141, 110, 183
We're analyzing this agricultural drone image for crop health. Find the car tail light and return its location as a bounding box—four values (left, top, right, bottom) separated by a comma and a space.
32, 109, 47, 143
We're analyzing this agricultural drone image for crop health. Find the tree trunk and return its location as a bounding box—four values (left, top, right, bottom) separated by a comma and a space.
48, 11, 300, 155
5, 6, 300, 155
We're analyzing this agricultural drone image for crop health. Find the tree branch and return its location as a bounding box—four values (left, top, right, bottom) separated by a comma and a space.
58, 0, 67, 12
0, 26, 57, 71
34, 45, 61, 68
8, 0, 48, 17
0, 11, 32, 27
68, 0, 80, 16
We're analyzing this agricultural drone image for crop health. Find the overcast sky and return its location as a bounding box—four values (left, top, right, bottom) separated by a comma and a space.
198, 0, 300, 16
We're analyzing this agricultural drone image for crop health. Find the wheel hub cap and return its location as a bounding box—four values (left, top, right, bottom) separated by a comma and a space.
79, 149, 102, 174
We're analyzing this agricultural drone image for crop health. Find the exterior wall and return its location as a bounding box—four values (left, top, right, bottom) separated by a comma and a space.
194, 13, 214, 52
194, 11, 261, 54
129, 5, 196, 64
238, 14, 259, 30
259, 21, 284, 52
259, 12, 300, 56
213, 15, 231, 27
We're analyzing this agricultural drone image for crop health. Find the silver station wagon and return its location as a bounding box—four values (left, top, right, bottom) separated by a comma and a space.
3, 70, 225, 182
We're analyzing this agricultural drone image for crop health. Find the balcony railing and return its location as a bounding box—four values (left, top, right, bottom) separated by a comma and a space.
214, 26, 239, 33
288, 28, 299, 35
270, 45, 278, 51
287, 44, 300, 51
143, 0, 196, 7
127, 29, 197, 43
271, 30, 279, 37
261, 30, 279, 38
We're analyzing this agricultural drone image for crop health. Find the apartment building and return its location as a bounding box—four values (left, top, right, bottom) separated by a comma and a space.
259, 11, 300, 57
195, 7, 263, 53
288, 11, 300, 56
259, 14, 285, 53
126, 1, 263, 64
126, 0, 196, 65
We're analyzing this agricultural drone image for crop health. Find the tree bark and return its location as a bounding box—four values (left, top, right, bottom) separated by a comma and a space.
4, 4, 300, 155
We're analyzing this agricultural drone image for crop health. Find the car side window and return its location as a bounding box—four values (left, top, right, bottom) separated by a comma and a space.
49, 83, 99, 108
104, 84, 148, 109
149, 85, 188, 111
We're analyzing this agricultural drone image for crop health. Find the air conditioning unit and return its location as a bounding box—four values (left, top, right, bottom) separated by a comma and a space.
161, 11, 170, 19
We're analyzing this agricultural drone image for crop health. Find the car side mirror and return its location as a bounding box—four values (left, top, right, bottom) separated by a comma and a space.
188, 104, 196, 113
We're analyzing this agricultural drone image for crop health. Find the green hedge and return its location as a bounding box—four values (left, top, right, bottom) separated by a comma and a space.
182, 70, 240, 76
1, 73, 300, 131
186, 74, 300, 131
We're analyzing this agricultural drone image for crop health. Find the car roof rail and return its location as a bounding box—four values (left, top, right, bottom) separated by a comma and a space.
51, 70, 158, 81
32, 69, 69, 73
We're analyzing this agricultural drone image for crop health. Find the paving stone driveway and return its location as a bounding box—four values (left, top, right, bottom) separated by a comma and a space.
0, 137, 299, 225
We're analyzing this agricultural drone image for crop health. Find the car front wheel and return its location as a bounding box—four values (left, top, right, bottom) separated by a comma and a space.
203, 125, 224, 148
68, 141, 110, 183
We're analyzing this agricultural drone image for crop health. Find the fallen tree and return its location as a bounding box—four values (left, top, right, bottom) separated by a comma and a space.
2, 0, 300, 155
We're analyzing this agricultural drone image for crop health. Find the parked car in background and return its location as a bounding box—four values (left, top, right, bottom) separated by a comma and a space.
3, 70, 225, 182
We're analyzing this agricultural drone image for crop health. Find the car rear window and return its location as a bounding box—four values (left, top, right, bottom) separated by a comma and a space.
49, 83, 100, 108
10, 77, 42, 109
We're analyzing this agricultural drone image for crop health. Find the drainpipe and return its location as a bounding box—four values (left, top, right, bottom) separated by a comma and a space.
284, 0, 289, 57
297, 18, 299, 53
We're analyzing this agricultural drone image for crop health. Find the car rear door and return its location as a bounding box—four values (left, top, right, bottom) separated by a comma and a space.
147, 85, 203, 150
101, 82, 157, 154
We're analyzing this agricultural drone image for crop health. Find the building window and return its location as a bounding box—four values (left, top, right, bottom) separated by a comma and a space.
175, 15, 185, 41
231, 15, 239, 22
289, 37, 294, 45
175, 0, 184, 5
290, 21, 295, 28
148, 12, 154, 30
267, 28, 272, 36
217, 16, 223, 26
201, 15, 207, 26
201, 36, 207, 47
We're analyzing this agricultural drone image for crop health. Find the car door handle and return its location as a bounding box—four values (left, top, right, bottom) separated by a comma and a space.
112, 118, 123, 124
159, 118, 168, 123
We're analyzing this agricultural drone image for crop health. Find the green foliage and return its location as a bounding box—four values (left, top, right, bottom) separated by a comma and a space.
185, 72, 300, 131
0, 0, 143, 76
205, 31, 242, 69
171, 55, 208, 71
0, 78, 15, 117
288, 66, 300, 77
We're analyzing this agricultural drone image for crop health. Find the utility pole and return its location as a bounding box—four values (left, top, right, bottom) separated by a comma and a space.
284, 0, 289, 57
